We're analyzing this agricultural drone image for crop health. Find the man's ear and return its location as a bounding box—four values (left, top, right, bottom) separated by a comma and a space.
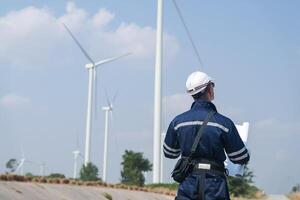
207, 85, 213, 98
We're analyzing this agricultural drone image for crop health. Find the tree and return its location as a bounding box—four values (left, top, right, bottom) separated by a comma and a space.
227, 165, 259, 198
291, 184, 300, 192
240, 165, 254, 183
120, 150, 152, 186
25, 172, 34, 177
6, 159, 18, 172
79, 162, 100, 181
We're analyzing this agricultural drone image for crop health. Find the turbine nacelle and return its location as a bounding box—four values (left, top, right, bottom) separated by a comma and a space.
72, 150, 80, 155
85, 63, 94, 69
102, 106, 112, 111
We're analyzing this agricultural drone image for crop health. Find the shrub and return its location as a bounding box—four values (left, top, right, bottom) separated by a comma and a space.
0, 174, 8, 181
47, 173, 65, 179
61, 179, 70, 184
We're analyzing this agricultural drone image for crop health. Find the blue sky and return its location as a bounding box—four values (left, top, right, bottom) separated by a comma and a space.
0, 0, 299, 194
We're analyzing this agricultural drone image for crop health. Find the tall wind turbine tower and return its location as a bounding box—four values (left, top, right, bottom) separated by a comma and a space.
153, 0, 164, 183
63, 24, 130, 166
101, 94, 115, 182
72, 150, 80, 179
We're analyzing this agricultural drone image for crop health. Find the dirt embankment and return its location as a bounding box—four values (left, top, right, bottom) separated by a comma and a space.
0, 181, 173, 200
0, 174, 176, 200
288, 192, 300, 200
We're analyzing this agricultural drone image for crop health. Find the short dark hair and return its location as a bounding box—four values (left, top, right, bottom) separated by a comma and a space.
191, 84, 211, 100
192, 91, 205, 100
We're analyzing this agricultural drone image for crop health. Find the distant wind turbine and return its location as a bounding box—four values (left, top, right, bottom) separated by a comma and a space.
101, 92, 117, 182
72, 150, 81, 179
72, 133, 83, 179
15, 147, 26, 175
63, 24, 130, 166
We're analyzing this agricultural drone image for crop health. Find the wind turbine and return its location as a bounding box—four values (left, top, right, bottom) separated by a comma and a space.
72, 133, 83, 179
72, 150, 81, 179
15, 158, 25, 175
101, 92, 117, 182
15, 147, 26, 175
40, 163, 46, 177
63, 24, 130, 166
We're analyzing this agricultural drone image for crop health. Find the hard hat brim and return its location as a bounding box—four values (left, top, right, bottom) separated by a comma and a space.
187, 81, 213, 95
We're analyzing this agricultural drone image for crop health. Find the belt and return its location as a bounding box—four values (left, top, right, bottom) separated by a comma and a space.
192, 158, 227, 175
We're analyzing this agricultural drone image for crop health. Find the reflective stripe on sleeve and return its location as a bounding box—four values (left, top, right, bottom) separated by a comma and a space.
163, 148, 180, 157
230, 152, 249, 161
163, 142, 180, 153
227, 147, 247, 157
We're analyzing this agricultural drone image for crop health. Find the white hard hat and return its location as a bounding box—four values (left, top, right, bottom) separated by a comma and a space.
186, 71, 213, 95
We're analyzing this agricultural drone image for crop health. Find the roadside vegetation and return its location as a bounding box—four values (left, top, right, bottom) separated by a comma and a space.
227, 166, 263, 199
120, 150, 152, 186
2, 152, 263, 199
288, 184, 300, 200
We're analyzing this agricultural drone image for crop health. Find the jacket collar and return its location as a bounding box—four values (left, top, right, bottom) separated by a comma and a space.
190, 99, 217, 112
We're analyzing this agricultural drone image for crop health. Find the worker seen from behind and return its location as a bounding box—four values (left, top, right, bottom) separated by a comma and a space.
164, 71, 250, 200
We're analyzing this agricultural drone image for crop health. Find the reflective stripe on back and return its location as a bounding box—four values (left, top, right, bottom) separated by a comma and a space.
174, 121, 229, 132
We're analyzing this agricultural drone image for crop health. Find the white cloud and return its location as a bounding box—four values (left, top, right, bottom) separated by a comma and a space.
91, 8, 115, 28
253, 118, 300, 136
217, 104, 244, 121
163, 93, 193, 118
0, 2, 179, 70
59, 2, 88, 30
253, 118, 276, 129
0, 93, 31, 109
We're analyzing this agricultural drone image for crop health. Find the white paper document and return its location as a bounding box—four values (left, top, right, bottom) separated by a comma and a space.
225, 122, 249, 176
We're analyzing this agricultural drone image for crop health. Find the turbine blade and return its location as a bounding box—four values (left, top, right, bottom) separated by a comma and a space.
21, 145, 25, 159
94, 52, 131, 67
104, 88, 111, 107
110, 110, 113, 121
15, 159, 24, 172
76, 130, 80, 150
79, 153, 84, 159
111, 90, 119, 108
25, 160, 36, 165
63, 23, 95, 64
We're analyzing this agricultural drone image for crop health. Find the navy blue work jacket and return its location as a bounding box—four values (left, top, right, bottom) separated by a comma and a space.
164, 100, 249, 165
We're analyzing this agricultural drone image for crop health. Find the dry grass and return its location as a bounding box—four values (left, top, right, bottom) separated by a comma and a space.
61, 179, 70, 184
0, 174, 8, 181
38, 178, 47, 183
288, 192, 300, 200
